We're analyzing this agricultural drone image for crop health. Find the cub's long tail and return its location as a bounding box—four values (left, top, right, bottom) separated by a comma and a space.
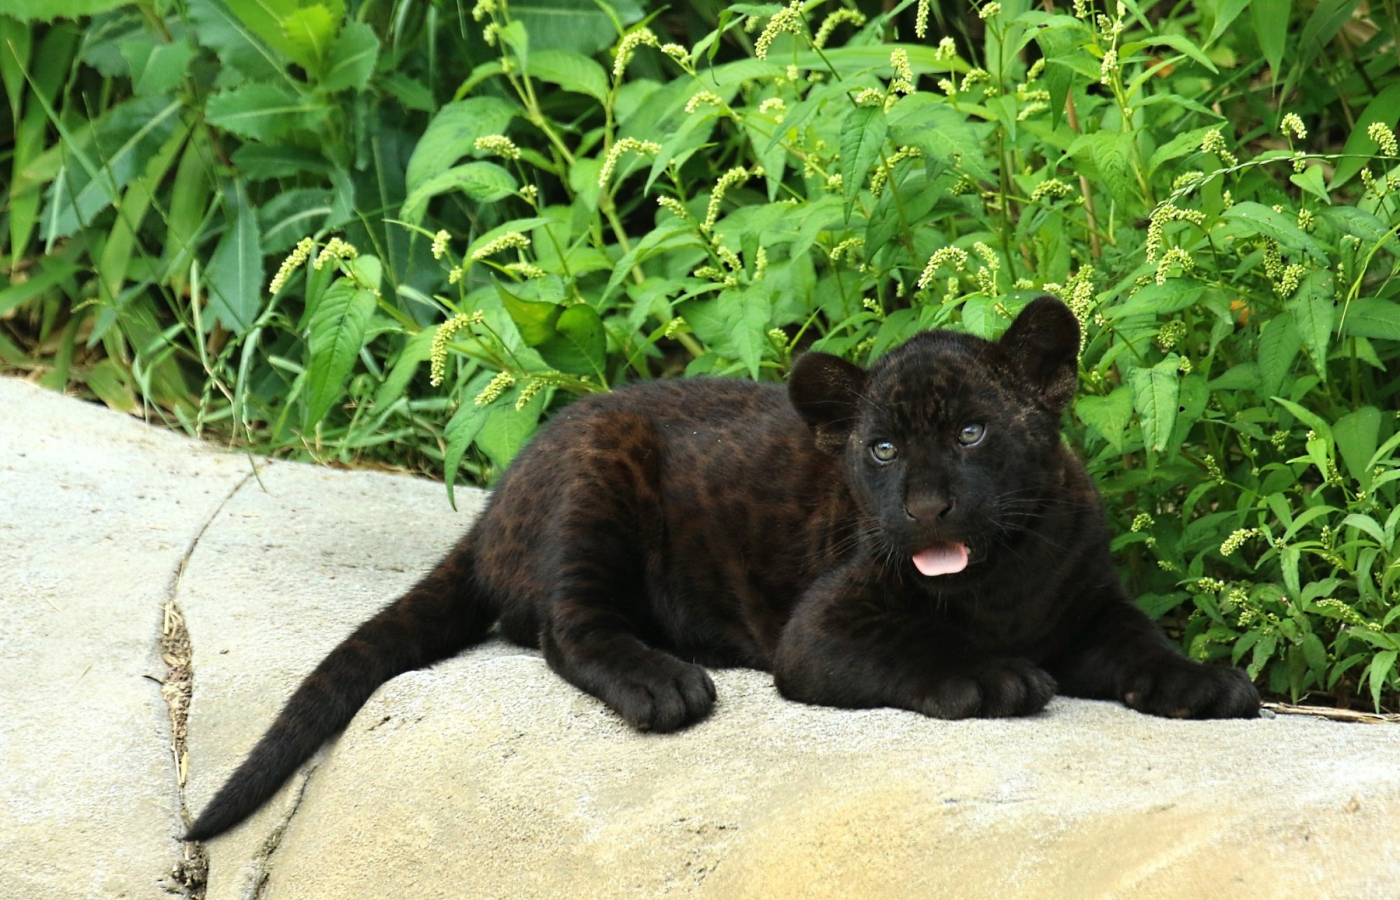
184, 536, 494, 841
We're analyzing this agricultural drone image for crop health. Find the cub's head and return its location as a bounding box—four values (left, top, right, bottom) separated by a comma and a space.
789, 295, 1080, 586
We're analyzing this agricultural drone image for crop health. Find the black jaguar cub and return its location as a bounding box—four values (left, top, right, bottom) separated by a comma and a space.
187, 295, 1258, 841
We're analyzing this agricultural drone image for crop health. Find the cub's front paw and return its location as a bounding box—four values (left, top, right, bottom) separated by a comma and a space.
919, 659, 1057, 719
1122, 659, 1259, 719
606, 657, 717, 733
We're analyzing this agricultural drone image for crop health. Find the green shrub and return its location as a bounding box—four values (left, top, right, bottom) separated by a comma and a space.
4, 0, 1399, 709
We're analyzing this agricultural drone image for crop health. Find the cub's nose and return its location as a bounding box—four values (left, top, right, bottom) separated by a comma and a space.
904, 493, 954, 521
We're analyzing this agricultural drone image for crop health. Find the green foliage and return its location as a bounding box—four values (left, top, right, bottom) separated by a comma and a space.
4, 0, 1400, 710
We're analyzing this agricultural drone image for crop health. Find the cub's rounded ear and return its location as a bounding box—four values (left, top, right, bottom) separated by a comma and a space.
999, 295, 1080, 411
788, 351, 868, 455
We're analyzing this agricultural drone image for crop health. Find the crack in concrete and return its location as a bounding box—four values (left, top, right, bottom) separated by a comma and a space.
159, 468, 258, 900
244, 762, 320, 900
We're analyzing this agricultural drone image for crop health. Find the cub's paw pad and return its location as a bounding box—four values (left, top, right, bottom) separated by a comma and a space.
609, 659, 716, 733
1122, 661, 1259, 719
921, 660, 1056, 719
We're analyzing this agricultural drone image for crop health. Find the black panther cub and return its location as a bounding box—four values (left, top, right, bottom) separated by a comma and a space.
187, 295, 1258, 840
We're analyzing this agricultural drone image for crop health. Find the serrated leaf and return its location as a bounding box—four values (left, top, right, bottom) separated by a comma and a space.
321, 20, 378, 92
304, 279, 375, 426
185, 0, 292, 81
205, 185, 264, 335
1341, 298, 1400, 341
1129, 356, 1180, 454
839, 105, 887, 216
399, 162, 516, 224
404, 98, 516, 196
206, 82, 328, 142
282, 4, 337, 73
537, 304, 606, 377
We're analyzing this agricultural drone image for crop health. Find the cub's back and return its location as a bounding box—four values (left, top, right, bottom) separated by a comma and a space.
472, 377, 845, 658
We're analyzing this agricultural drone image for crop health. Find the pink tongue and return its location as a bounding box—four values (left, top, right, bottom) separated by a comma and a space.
912, 542, 969, 576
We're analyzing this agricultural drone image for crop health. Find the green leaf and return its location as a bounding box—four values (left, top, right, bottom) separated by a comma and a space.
122, 40, 197, 97
888, 95, 992, 182
1288, 164, 1330, 204
1075, 386, 1133, 452
524, 49, 608, 102
1367, 650, 1397, 711
43, 96, 182, 240
320, 20, 379, 92
1250, 0, 1290, 74
443, 378, 493, 508
374, 328, 435, 411
537, 304, 606, 377
304, 279, 376, 427
507, 0, 644, 55
1341, 298, 1400, 341
498, 283, 562, 345
187, 0, 287, 81
475, 385, 549, 472
1086, 130, 1138, 211
1220, 202, 1328, 264
1137, 34, 1217, 73
1288, 270, 1334, 378
0, 0, 128, 21
1329, 82, 1400, 189
205, 185, 264, 335
206, 82, 328, 142
839, 105, 887, 216
1333, 406, 1381, 487
1129, 356, 1180, 454
282, 4, 338, 74
232, 143, 333, 180
1204, 0, 1251, 45
1106, 279, 1203, 319
1032, 23, 1079, 128
404, 97, 516, 197
1146, 126, 1216, 175
1320, 206, 1397, 254
1257, 311, 1302, 399
720, 283, 772, 380
400, 162, 516, 225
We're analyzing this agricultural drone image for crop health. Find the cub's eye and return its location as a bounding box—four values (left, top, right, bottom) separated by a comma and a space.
870, 441, 899, 463
957, 424, 986, 447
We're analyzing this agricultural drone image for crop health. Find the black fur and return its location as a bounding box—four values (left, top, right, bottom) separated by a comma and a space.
186, 296, 1258, 841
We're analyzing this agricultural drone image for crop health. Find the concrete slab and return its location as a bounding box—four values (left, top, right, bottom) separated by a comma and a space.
1, 376, 1398, 900
0, 379, 250, 899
